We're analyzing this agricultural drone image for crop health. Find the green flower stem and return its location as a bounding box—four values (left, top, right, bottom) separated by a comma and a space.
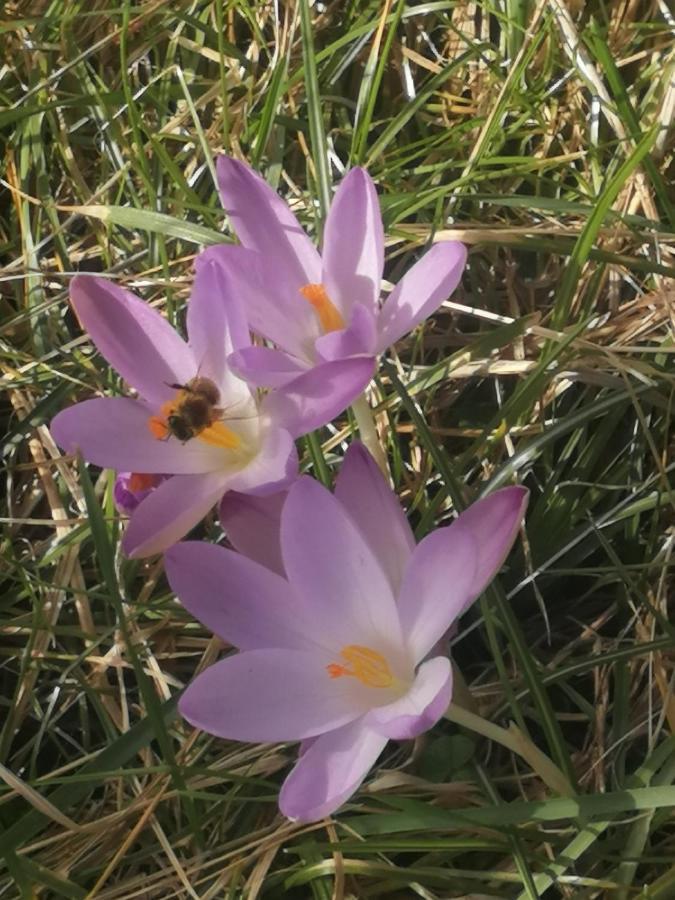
351, 392, 389, 476
444, 702, 574, 797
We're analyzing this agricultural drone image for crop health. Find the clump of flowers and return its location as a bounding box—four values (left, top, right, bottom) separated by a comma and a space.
53, 159, 539, 825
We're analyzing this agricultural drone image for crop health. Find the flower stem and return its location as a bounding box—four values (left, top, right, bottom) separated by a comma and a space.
444, 702, 574, 797
351, 392, 389, 476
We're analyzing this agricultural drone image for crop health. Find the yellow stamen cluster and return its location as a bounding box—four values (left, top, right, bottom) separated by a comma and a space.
326, 644, 393, 688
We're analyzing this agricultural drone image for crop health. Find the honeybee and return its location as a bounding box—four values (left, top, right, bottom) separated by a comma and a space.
164, 376, 222, 442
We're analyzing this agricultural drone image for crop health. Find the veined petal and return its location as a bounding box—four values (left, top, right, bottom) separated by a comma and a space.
335, 443, 415, 594
51, 397, 228, 474
70, 275, 195, 408
188, 255, 252, 404
122, 472, 228, 557
179, 649, 364, 742
165, 542, 308, 650
322, 168, 384, 316
216, 156, 321, 289
279, 719, 388, 822
228, 346, 309, 389
219, 491, 287, 576
314, 303, 378, 362
397, 523, 478, 662
281, 477, 404, 654
376, 242, 467, 353
262, 357, 375, 439
200, 244, 315, 358
366, 656, 452, 739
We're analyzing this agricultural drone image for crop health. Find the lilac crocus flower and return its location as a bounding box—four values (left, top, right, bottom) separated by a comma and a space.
166, 444, 528, 822
198, 158, 467, 388
51, 260, 373, 558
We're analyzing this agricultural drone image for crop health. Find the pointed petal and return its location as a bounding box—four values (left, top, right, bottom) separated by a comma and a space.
397, 523, 478, 662
262, 357, 375, 439
122, 472, 228, 557
70, 275, 195, 408
281, 476, 403, 653
366, 656, 451, 739
455, 486, 529, 615
376, 242, 467, 353
314, 304, 378, 362
179, 649, 364, 742
187, 254, 252, 404
279, 720, 387, 822
199, 244, 315, 359
165, 541, 308, 650
228, 346, 309, 388
322, 168, 384, 315
398, 489, 527, 662
335, 443, 415, 593
225, 426, 298, 496
216, 156, 321, 288
219, 491, 287, 576
51, 397, 227, 473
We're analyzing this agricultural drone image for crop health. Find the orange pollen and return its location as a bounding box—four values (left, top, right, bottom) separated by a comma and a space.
128, 472, 159, 492
148, 400, 176, 440
326, 645, 393, 688
299, 283, 345, 333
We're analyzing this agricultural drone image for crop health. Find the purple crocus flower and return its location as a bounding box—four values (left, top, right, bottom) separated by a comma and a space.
198, 158, 467, 387
51, 260, 373, 557
166, 444, 528, 822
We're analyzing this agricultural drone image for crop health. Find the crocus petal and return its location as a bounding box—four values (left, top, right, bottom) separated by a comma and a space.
366, 656, 452, 739
376, 242, 467, 353
179, 649, 365, 742
228, 346, 309, 388
70, 275, 195, 408
322, 168, 384, 316
216, 156, 322, 288
279, 719, 388, 822
200, 244, 314, 359
219, 491, 287, 576
281, 476, 403, 652
314, 304, 378, 362
397, 523, 478, 662
165, 541, 309, 650
262, 357, 375, 439
335, 443, 415, 593
454, 486, 529, 615
122, 472, 228, 557
187, 255, 251, 403
224, 426, 297, 496
51, 397, 228, 474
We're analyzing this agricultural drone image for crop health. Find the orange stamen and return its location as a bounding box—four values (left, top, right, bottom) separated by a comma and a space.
197, 421, 241, 450
148, 416, 169, 440
300, 283, 345, 333
128, 472, 158, 492
325, 645, 393, 688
